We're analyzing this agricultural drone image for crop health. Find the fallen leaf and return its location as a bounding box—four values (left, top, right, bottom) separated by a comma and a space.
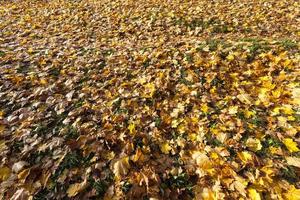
283, 138, 299, 153
67, 179, 88, 197
246, 138, 262, 151
238, 151, 252, 164
160, 142, 172, 154
248, 188, 261, 200
237, 93, 252, 104
284, 186, 300, 200
0, 166, 11, 181
228, 106, 238, 115
112, 157, 130, 179
128, 123, 136, 135
286, 157, 300, 168
12, 161, 28, 173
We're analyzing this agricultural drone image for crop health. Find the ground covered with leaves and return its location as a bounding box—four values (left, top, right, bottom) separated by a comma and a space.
0, 0, 300, 199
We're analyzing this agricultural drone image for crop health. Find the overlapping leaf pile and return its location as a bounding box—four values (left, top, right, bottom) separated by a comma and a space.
0, 0, 300, 199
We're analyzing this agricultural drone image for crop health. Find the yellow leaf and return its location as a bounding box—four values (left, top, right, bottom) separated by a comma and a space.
18, 168, 30, 181
272, 107, 281, 115
171, 119, 180, 128
286, 157, 300, 168
269, 146, 283, 155
284, 186, 300, 200
28, 47, 34, 54
188, 133, 198, 141
201, 103, 209, 114
246, 138, 262, 151
192, 151, 212, 171
40, 78, 47, 85
177, 123, 186, 134
226, 54, 235, 61
0, 166, 11, 181
238, 151, 252, 164
278, 116, 288, 127
201, 188, 217, 200
228, 106, 238, 115
210, 152, 219, 160
160, 142, 172, 154
128, 123, 136, 135
245, 110, 255, 118
283, 138, 299, 153
131, 148, 144, 163
260, 165, 275, 177
67, 179, 88, 197
39, 59, 47, 65
103, 151, 115, 160
291, 87, 300, 105
272, 89, 282, 98
144, 83, 156, 98
248, 188, 261, 200
112, 157, 130, 179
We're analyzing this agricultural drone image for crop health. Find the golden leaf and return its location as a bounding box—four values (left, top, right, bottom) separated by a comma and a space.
201, 103, 209, 114
192, 151, 212, 171
40, 78, 47, 85
128, 123, 136, 135
201, 188, 217, 200
283, 138, 299, 153
18, 168, 30, 182
0, 125, 5, 134
0, 110, 4, 118
278, 116, 288, 128
28, 47, 34, 54
226, 54, 235, 61
160, 142, 172, 154
0, 166, 11, 181
284, 186, 300, 200
291, 87, 300, 106
248, 188, 261, 200
238, 151, 252, 164
143, 83, 156, 98
132, 148, 145, 163
246, 138, 262, 151
228, 106, 238, 115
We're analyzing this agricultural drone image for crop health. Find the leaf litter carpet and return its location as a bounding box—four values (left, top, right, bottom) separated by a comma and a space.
0, 0, 300, 199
